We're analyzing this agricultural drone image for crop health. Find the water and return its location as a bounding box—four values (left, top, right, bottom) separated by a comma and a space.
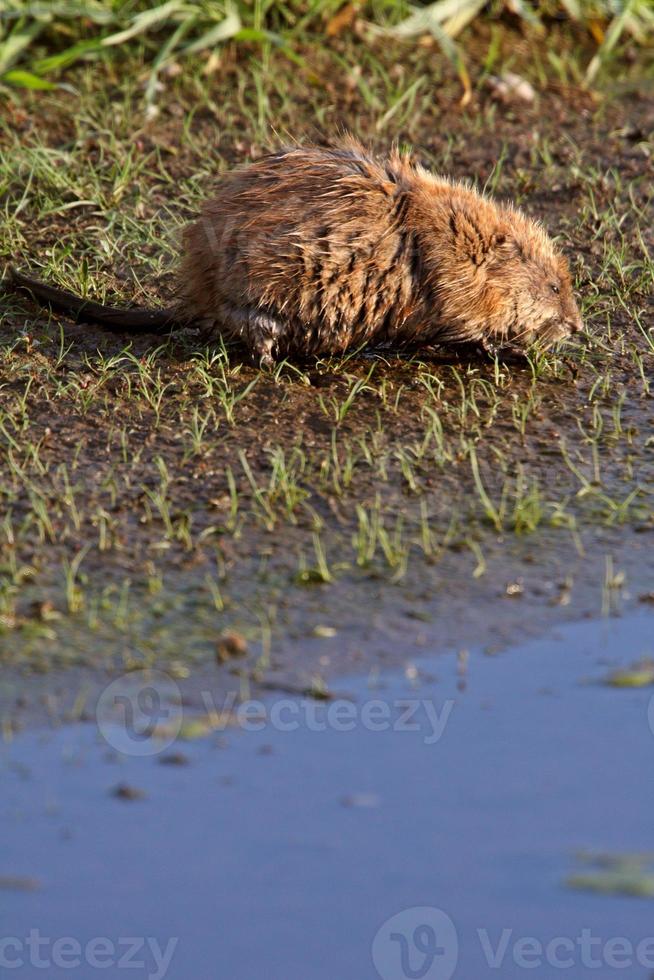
2, 613, 654, 979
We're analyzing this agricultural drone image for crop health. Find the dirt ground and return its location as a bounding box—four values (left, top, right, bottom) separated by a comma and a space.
0, 32, 652, 729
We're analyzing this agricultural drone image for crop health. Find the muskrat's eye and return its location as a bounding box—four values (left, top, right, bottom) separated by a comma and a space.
549, 283, 560, 294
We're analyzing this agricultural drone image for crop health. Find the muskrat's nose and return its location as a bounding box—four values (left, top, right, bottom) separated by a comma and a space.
568, 313, 583, 335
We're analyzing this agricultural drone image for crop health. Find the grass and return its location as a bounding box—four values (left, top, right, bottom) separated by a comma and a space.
0, 0, 652, 106
0, 17, 652, 682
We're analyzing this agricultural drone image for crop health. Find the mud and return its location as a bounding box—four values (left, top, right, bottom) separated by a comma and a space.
0, 53, 652, 729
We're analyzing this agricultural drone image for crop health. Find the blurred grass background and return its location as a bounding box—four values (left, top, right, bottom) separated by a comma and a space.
0, 0, 652, 110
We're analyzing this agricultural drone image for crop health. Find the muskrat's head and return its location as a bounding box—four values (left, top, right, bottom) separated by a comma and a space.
479, 207, 583, 348
416, 180, 583, 350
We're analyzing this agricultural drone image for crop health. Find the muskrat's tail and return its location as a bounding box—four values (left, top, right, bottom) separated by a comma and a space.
7, 268, 179, 334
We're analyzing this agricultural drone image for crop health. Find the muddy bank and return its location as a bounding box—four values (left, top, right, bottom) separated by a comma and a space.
2, 524, 653, 732
0, 58, 652, 729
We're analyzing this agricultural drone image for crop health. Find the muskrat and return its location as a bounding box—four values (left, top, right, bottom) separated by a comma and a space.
8, 139, 583, 366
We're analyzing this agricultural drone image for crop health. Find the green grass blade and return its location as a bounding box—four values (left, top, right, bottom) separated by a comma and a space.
182, 9, 243, 54
469, 446, 502, 531
0, 16, 45, 75
386, 0, 484, 40
145, 17, 196, 105
383, 0, 475, 102
426, 21, 472, 104
100, 0, 186, 48
7, 2, 116, 24
33, 39, 105, 75
558, 0, 582, 20
2, 68, 57, 89
503, 0, 543, 31
585, 0, 639, 84
442, 0, 487, 38
232, 27, 282, 44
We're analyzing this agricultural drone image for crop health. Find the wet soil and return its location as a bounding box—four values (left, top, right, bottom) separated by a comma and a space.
0, 41, 652, 728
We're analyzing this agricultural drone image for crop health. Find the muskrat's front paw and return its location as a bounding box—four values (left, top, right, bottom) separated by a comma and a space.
252, 339, 276, 371
493, 344, 530, 365
258, 353, 275, 370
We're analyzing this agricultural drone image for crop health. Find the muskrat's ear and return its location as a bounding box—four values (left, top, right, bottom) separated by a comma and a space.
449, 209, 495, 267
489, 228, 516, 252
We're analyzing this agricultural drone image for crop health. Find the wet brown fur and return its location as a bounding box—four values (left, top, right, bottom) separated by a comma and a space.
9, 139, 583, 365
